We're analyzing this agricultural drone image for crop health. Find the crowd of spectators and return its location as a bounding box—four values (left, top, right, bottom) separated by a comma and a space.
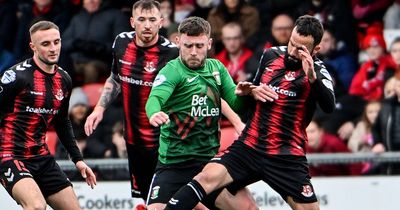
2, 0, 400, 178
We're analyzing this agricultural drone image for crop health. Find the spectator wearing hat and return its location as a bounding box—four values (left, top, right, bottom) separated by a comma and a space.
349, 33, 395, 101
56, 87, 90, 159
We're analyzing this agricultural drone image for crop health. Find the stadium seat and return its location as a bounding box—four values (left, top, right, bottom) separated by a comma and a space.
81, 83, 103, 108
46, 131, 58, 155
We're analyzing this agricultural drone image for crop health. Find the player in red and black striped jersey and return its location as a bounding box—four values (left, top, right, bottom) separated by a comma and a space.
0, 21, 96, 210
164, 15, 336, 210
84, 0, 178, 200
241, 45, 335, 156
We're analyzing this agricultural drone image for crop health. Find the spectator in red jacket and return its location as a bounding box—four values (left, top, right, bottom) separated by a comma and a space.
214, 22, 256, 82
306, 118, 361, 176
349, 33, 395, 101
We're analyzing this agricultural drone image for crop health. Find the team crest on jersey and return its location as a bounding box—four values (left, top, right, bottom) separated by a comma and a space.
55, 89, 64, 101
301, 185, 314, 197
284, 71, 296, 81
265, 67, 273, 72
212, 70, 221, 85
1, 70, 16, 84
144, 61, 157, 72
150, 186, 160, 199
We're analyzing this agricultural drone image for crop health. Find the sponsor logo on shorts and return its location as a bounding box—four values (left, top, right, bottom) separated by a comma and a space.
4, 168, 14, 182
301, 184, 314, 197
150, 186, 160, 199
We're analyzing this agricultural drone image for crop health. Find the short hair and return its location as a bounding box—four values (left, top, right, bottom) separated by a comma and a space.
132, 0, 160, 15
29, 21, 59, 37
178, 16, 211, 37
222, 22, 243, 36
294, 15, 324, 47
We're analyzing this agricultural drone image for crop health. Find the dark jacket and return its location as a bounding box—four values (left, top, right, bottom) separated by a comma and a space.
13, 1, 72, 61
372, 96, 400, 151
62, 1, 130, 63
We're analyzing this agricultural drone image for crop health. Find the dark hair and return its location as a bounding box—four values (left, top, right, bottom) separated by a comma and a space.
178, 16, 211, 37
29, 21, 59, 37
216, 0, 245, 22
132, 0, 161, 14
294, 15, 324, 47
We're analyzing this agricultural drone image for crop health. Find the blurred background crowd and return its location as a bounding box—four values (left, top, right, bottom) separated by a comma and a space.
1, 0, 400, 179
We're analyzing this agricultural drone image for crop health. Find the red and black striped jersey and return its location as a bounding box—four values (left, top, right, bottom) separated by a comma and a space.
111, 32, 179, 147
240, 46, 335, 156
0, 58, 82, 162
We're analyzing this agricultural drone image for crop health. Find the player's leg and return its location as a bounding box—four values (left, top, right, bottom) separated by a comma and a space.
46, 186, 81, 210
164, 141, 256, 210
0, 159, 47, 210
126, 144, 158, 200
34, 156, 78, 210
214, 187, 259, 210
286, 197, 319, 210
147, 162, 212, 210
261, 155, 319, 210
12, 178, 47, 210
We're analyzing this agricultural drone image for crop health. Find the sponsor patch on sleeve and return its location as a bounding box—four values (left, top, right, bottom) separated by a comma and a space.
153, 75, 166, 87
320, 69, 333, 81
1, 70, 16, 84
322, 79, 334, 91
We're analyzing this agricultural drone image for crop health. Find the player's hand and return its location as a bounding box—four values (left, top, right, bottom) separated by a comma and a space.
233, 121, 245, 135
149, 111, 170, 127
75, 161, 97, 189
84, 106, 105, 136
235, 81, 256, 96
298, 45, 316, 83
251, 83, 278, 102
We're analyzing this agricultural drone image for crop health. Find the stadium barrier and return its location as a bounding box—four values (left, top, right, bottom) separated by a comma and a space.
56, 152, 400, 170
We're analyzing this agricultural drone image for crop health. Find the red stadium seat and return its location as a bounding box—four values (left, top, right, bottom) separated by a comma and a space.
219, 126, 239, 152
81, 83, 103, 108
46, 131, 58, 155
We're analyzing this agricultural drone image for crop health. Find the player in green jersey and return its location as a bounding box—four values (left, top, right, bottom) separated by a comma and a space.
145, 17, 265, 210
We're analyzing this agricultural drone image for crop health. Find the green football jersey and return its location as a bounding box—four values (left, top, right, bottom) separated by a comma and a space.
147, 58, 243, 164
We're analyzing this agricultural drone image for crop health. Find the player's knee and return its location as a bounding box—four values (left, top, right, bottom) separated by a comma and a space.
194, 171, 219, 193
24, 200, 47, 210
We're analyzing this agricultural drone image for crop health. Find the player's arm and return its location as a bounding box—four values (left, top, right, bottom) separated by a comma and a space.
84, 49, 121, 135
0, 69, 24, 115
221, 99, 244, 135
312, 65, 336, 113
96, 72, 121, 109
217, 62, 246, 113
146, 63, 180, 127
53, 76, 96, 188
249, 49, 279, 102
298, 45, 335, 113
